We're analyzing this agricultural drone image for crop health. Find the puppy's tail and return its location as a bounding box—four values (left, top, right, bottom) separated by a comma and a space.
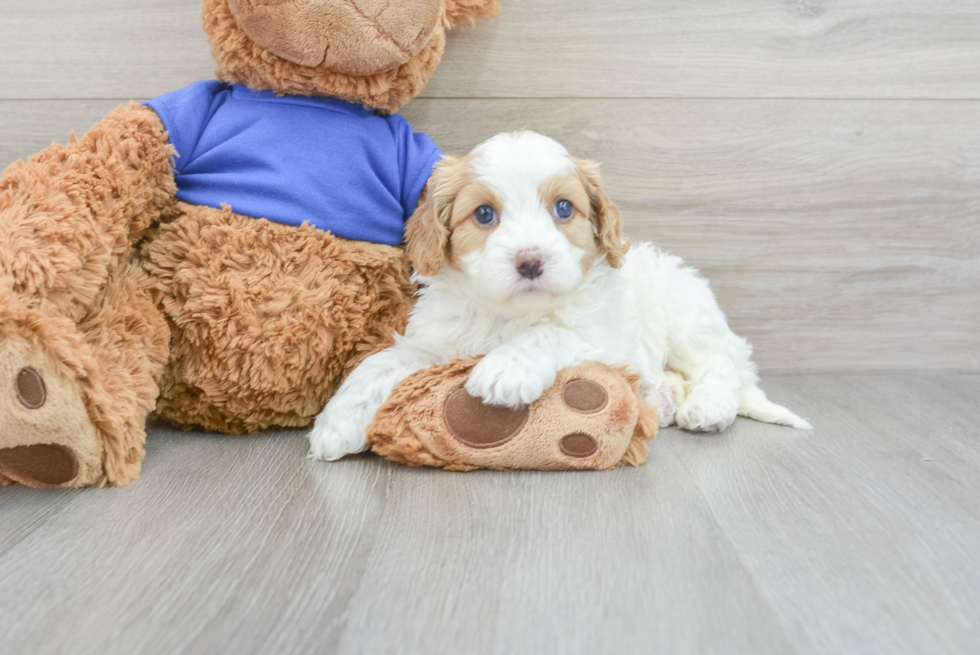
738, 384, 813, 430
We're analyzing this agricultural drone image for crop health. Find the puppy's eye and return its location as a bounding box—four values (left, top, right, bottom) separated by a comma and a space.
553, 199, 574, 220
474, 204, 497, 226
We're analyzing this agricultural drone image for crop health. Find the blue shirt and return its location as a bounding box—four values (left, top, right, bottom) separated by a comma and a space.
145, 81, 441, 245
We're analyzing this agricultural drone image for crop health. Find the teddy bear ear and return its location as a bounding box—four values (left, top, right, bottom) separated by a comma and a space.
443, 0, 501, 29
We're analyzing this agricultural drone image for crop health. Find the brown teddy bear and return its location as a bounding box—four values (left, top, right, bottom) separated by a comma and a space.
0, 0, 656, 488
0, 0, 501, 488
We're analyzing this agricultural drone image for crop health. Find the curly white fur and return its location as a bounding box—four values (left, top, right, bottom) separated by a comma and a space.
310, 132, 811, 461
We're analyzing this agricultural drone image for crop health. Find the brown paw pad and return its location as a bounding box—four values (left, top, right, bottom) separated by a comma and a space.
16, 367, 47, 409
562, 378, 608, 413
444, 387, 529, 448
0, 444, 79, 486
559, 432, 599, 458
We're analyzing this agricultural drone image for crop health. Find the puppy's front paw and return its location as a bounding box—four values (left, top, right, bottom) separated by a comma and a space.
675, 386, 738, 433
465, 352, 553, 410
308, 407, 369, 461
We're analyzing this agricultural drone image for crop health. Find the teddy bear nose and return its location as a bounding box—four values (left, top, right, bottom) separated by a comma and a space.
515, 250, 545, 280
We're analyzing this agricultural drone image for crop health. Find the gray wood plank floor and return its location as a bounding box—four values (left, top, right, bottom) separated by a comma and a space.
2, 374, 978, 655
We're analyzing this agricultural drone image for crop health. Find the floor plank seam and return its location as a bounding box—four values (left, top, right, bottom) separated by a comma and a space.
0, 494, 85, 561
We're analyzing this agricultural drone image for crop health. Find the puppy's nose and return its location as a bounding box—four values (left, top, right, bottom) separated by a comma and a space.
515, 250, 545, 280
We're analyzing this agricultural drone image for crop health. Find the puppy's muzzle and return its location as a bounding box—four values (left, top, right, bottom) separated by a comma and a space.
515, 250, 545, 280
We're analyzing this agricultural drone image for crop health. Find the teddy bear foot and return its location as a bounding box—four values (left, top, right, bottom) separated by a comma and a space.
367, 360, 658, 471
0, 336, 102, 488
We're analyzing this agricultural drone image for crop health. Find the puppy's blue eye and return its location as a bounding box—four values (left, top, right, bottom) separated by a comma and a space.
553, 199, 574, 220
474, 204, 497, 225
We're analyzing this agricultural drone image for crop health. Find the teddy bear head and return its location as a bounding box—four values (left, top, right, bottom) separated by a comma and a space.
203, 0, 499, 112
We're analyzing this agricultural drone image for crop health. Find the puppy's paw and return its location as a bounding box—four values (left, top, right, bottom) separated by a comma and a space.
465, 352, 553, 410
675, 387, 738, 433
646, 378, 681, 427
308, 406, 370, 461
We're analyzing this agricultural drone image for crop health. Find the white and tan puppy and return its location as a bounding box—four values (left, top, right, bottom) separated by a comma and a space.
309, 132, 810, 461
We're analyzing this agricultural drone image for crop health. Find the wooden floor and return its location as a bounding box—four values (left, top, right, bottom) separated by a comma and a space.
2, 374, 978, 654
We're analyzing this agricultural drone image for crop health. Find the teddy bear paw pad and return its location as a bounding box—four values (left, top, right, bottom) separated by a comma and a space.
0, 444, 79, 486
558, 432, 599, 458
441, 375, 613, 463
444, 387, 529, 448
561, 378, 608, 414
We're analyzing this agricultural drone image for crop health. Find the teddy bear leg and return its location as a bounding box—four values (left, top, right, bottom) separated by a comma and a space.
143, 204, 415, 434
367, 360, 659, 471
0, 104, 176, 487
0, 255, 170, 488
76, 256, 171, 486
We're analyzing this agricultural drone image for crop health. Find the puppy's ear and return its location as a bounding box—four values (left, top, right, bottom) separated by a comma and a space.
443, 0, 500, 29
406, 154, 467, 276
573, 157, 629, 268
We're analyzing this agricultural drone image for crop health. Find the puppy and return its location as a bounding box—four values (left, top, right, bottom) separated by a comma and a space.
309, 131, 810, 461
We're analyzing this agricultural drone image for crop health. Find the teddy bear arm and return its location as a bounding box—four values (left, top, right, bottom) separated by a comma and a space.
75, 253, 171, 487
0, 103, 176, 321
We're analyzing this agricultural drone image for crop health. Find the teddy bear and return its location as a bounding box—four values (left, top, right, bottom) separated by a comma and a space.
0, 0, 658, 488
0, 0, 503, 488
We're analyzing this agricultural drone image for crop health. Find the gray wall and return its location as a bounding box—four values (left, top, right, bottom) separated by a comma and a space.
2, 0, 978, 372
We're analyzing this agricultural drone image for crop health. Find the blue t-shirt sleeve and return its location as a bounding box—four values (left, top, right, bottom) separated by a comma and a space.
389, 114, 443, 218
144, 81, 228, 174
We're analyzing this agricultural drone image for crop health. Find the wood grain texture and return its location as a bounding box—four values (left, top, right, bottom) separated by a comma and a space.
1, 0, 979, 100
667, 374, 980, 655
1, 375, 979, 654
3, 98, 977, 372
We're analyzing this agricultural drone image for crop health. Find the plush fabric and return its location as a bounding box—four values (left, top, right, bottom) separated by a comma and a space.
0, 104, 174, 487
145, 81, 441, 245
227, 0, 442, 75
205, 0, 499, 112
143, 203, 413, 433
205, 0, 447, 113
367, 359, 658, 471
0, 0, 506, 488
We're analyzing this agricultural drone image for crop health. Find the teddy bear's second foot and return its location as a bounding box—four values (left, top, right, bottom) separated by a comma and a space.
367, 360, 659, 471
0, 336, 102, 488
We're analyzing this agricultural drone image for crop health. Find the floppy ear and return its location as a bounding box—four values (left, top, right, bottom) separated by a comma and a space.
443, 0, 501, 29
405, 154, 466, 276
573, 157, 629, 268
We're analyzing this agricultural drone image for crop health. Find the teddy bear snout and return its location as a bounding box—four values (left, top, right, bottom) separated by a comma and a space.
228, 0, 442, 75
